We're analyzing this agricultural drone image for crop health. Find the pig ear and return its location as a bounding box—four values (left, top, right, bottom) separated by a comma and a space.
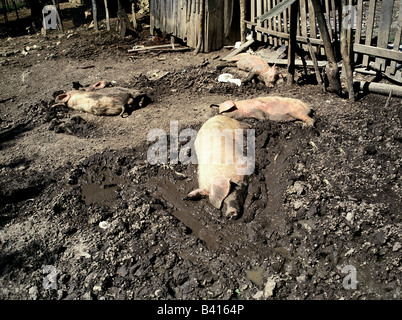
209, 178, 231, 209
219, 100, 238, 114
92, 81, 107, 90
55, 93, 69, 103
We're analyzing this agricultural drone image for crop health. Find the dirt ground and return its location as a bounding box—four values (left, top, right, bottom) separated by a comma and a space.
0, 9, 401, 300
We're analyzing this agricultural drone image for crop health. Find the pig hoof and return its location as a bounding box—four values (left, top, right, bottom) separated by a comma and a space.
225, 210, 239, 220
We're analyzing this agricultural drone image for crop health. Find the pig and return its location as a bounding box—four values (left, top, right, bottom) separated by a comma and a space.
185, 115, 250, 219
213, 96, 314, 127
217, 53, 281, 87
52, 81, 148, 116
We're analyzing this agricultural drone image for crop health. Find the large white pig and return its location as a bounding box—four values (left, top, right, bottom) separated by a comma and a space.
185, 115, 253, 219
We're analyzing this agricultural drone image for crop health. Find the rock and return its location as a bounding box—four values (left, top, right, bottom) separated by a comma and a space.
294, 200, 303, 210
253, 290, 264, 300
263, 277, 277, 298
346, 211, 354, 223
392, 242, 401, 252
28, 286, 38, 300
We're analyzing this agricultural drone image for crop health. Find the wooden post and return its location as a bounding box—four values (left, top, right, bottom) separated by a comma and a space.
51, 0, 63, 33
311, 0, 341, 94
341, 0, 355, 101
2, 0, 8, 25
307, 39, 323, 85
287, 1, 298, 85
104, 0, 110, 31
10, 0, 19, 21
194, 0, 205, 54
91, 0, 98, 31
131, 2, 137, 30
240, 0, 247, 44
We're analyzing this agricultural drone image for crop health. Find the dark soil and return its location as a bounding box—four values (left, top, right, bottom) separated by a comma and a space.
0, 10, 401, 300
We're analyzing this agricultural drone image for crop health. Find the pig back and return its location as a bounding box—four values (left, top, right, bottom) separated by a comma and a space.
195, 115, 246, 191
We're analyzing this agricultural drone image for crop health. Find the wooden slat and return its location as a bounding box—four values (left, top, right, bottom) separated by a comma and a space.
375, 0, 395, 71
307, 0, 316, 39
330, 0, 337, 39
263, 0, 269, 45
362, 0, 377, 66
268, 0, 278, 47
257, 0, 263, 41
354, 43, 402, 62
283, 4, 289, 46
251, 0, 255, 22
300, 0, 308, 37
389, 0, 402, 74
325, 0, 333, 41
354, 0, 363, 62
245, 20, 327, 46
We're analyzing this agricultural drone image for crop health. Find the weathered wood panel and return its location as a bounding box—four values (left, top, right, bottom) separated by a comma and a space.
150, 0, 239, 52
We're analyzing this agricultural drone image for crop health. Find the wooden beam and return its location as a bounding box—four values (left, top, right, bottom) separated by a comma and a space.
222, 38, 255, 61
354, 44, 402, 62
287, 1, 298, 85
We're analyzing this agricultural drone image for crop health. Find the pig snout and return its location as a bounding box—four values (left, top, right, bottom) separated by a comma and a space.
262, 66, 281, 86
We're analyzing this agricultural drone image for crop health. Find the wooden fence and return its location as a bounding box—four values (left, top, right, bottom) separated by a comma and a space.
245, 0, 402, 77
150, 0, 240, 52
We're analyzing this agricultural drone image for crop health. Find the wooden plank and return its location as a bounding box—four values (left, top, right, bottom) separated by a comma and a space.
245, 20, 327, 46
256, 0, 262, 41
251, 0, 256, 22
330, 0, 336, 39
307, 39, 323, 84
287, 1, 298, 85
300, 0, 308, 37
283, 4, 289, 46
354, 0, 363, 62
354, 43, 402, 62
362, 0, 377, 66
222, 38, 255, 60
274, 0, 279, 46
325, 0, 333, 41
375, 0, 395, 71
267, 58, 327, 67
307, 0, 316, 39
267, 0, 273, 46
389, 0, 402, 74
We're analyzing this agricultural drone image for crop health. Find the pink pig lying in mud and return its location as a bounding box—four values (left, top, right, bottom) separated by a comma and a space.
212, 96, 314, 127
185, 115, 252, 219
52, 81, 148, 116
217, 53, 281, 87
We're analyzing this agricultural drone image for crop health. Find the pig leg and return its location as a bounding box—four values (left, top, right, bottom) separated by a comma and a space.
184, 188, 209, 201
294, 114, 315, 127
216, 61, 237, 70
242, 71, 258, 85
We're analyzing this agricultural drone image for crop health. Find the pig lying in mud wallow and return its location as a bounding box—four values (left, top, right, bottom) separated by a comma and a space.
185, 115, 254, 219
211, 96, 314, 127
52, 81, 149, 117
217, 53, 282, 87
